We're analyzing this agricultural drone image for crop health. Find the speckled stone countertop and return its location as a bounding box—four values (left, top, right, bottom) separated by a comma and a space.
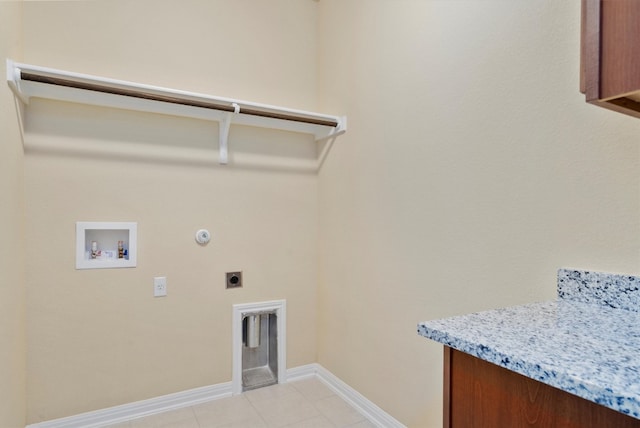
417, 269, 640, 419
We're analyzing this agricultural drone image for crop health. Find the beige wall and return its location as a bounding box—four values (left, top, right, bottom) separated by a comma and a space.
22, 1, 320, 423
317, 1, 640, 426
16, 1, 640, 426
0, 1, 26, 427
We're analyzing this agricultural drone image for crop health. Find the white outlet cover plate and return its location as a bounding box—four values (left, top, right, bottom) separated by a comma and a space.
154, 277, 167, 297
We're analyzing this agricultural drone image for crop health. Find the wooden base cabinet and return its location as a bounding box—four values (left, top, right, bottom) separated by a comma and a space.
581, 0, 640, 118
443, 347, 640, 428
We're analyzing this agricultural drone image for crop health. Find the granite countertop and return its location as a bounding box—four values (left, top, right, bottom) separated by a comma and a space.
417, 269, 640, 420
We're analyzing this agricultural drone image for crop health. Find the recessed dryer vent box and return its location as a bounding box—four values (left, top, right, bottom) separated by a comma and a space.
76, 222, 137, 269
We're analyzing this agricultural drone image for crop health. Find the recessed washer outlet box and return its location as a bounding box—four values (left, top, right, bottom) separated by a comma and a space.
226, 271, 242, 289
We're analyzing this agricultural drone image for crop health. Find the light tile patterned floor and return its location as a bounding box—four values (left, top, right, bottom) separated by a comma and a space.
105, 378, 378, 428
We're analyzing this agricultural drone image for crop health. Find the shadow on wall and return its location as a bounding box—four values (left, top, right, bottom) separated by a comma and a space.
22, 99, 321, 173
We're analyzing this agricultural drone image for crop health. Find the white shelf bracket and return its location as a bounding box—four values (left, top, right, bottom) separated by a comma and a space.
219, 102, 240, 165
315, 116, 347, 143
6, 59, 29, 104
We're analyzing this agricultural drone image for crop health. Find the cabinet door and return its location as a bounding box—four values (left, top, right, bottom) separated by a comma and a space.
581, 0, 640, 118
443, 347, 640, 428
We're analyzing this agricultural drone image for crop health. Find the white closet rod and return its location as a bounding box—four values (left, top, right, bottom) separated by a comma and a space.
7, 60, 341, 128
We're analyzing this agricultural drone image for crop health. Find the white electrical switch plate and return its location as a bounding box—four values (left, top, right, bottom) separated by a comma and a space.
154, 277, 167, 297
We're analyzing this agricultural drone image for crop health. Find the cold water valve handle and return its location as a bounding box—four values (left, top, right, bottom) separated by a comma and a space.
195, 229, 211, 245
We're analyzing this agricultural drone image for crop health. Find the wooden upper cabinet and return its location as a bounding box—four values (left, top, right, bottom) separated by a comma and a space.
581, 0, 640, 118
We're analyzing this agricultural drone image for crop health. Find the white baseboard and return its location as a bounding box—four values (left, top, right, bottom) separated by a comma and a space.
27, 364, 404, 428
304, 364, 406, 428
25, 382, 232, 428
285, 363, 318, 381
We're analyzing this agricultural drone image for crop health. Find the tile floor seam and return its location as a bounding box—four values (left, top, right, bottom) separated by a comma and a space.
246, 394, 270, 428
190, 403, 202, 427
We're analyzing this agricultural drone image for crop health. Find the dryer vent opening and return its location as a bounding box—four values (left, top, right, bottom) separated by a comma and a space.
241, 311, 278, 391
232, 300, 286, 395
